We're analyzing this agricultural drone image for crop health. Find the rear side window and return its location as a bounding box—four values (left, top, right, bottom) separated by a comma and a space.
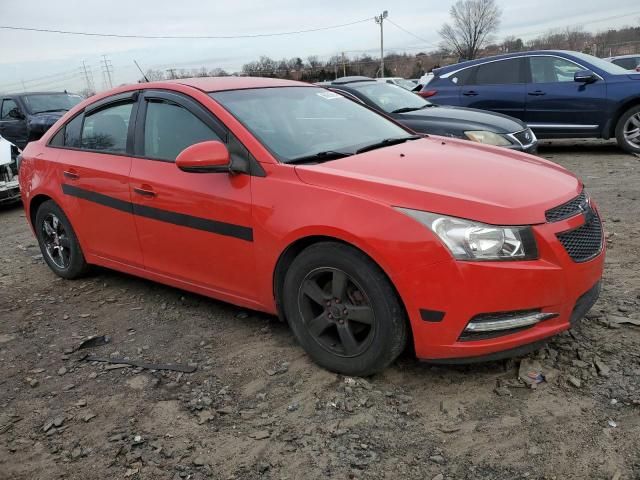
473, 58, 523, 85
81, 102, 133, 153
143, 100, 221, 161
449, 68, 474, 85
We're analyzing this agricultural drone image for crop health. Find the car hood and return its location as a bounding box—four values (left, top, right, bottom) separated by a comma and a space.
27, 111, 66, 131
397, 105, 527, 133
294, 137, 580, 225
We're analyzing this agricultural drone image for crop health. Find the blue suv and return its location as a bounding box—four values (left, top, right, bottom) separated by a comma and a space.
420, 50, 640, 153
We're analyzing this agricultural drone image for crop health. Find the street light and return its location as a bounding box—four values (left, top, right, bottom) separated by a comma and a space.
374, 10, 388, 78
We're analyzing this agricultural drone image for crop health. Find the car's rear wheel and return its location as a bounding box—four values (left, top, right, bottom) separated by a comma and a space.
35, 200, 88, 279
615, 105, 640, 154
282, 242, 408, 376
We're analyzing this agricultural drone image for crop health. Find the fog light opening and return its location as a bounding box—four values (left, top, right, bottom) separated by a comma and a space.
464, 312, 558, 333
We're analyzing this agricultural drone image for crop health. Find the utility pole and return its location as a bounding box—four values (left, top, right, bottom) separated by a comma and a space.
101, 55, 114, 89
81, 61, 95, 93
342, 52, 347, 77
374, 11, 388, 78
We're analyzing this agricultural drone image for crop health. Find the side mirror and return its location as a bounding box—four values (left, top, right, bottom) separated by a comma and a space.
8, 108, 24, 120
574, 70, 598, 84
176, 141, 230, 173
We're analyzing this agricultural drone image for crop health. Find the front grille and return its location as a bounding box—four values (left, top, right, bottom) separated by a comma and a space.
512, 128, 535, 146
570, 281, 601, 326
545, 191, 587, 222
556, 213, 603, 262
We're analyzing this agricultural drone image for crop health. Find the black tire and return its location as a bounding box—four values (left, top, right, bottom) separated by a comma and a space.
34, 200, 89, 279
615, 105, 640, 154
282, 242, 408, 376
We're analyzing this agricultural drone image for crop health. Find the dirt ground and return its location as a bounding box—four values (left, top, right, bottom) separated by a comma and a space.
1, 139, 639, 480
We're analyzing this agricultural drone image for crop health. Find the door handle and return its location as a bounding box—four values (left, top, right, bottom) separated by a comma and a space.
528, 90, 546, 96
462, 90, 478, 96
63, 170, 79, 180
133, 186, 156, 198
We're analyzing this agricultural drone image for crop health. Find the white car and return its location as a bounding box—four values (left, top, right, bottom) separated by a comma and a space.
375, 77, 417, 90
604, 54, 640, 72
0, 135, 20, 205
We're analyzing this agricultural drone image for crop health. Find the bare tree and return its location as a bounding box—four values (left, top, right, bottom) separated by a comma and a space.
439, 0, 501, 60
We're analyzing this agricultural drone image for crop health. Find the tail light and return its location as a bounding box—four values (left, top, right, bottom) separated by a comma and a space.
417, 90, 437, 98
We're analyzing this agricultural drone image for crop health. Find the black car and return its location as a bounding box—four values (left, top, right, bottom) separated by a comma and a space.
0, 92, 83, 150
323, 77, 537, 153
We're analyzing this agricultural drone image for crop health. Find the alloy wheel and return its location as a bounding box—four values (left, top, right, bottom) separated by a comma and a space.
623, 113, 640, 147
297, 267, 376, 358
41, 213, 71, 269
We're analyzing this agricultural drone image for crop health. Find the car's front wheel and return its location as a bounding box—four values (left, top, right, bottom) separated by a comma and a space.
615, 105, 640, 154
282, 242, 408, 376
35, 200, 88, 279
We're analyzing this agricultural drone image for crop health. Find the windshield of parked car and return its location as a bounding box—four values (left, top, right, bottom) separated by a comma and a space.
393, 78, 419, 90
211, 87, 413, 162
350, 82, 430, 113
569, 52, 629, 75
21, 93, 83, 114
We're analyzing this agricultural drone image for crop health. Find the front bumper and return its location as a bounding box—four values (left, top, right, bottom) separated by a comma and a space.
395, 209, 605, 362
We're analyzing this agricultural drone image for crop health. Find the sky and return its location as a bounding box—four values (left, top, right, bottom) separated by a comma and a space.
0, 0, 638, 93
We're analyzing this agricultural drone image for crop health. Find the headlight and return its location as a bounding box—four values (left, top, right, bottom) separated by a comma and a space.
464, 130, 512, 146
395, 209, 538, 261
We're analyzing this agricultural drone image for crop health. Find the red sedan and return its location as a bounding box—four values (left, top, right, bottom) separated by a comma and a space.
19, 77, 604, 375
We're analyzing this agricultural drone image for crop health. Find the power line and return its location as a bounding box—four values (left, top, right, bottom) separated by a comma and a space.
0, 17, 374, 40
386, 18, 439, 48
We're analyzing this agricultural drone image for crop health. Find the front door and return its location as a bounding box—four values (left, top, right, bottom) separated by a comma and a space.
524, 55, 608, 137
129, 90, 255, 298
0, 98, 28, 149
458, 57, 527, 120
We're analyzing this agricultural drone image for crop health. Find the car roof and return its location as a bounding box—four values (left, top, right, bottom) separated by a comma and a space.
167, 76, 309, 92
434, 50, 578, 75
329, 76, 376, 85
3, 91, 77, 97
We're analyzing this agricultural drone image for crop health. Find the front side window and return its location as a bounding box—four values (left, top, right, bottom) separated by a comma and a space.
143, 100, 220, 161
529, 57, 585, 83
474, 58, 523, 85
349, 82, 429, 113
21, 93, 82, 114
50, 114, 83, 148
81, 102, 133, 153
1, 99, 19, 120
211, 87, 411, 162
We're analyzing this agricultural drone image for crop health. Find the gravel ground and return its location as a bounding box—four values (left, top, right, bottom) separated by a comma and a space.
0, 139, 639, 480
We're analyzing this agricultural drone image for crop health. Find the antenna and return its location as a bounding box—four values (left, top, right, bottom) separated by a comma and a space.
134, 60, 149, 82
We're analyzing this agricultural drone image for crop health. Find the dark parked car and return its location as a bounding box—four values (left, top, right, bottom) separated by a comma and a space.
0, 92, 83, 149
418, 50, 640, 153
325, 77, 537, 153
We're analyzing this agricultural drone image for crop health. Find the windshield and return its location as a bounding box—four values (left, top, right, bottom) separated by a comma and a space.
21, 93, 83, 114
570, 52, 629, 75
351, 82, 430, 113
211, 87, 412, 163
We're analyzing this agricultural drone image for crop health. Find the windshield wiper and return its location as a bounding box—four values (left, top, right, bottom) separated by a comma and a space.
287, 150, 353, 165
34, 108, 69, 114
391, 105, 431, 114
355, 135, 421, 154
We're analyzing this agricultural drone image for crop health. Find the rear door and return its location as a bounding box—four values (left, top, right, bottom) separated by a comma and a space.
50, 92, 143, 266
524, 55, 608, 137
129, 90, 255, 297
0, 98, 29, 149
457, 58, 527, 120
